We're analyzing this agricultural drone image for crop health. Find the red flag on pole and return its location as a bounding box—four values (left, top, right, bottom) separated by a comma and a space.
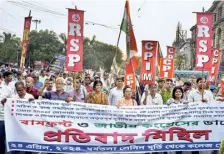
66, 9, 84, 72
20, 16, 32, 71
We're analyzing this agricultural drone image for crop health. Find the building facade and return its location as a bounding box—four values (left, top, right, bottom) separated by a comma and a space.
209, 1, 224, 66
173, 23, 194, 70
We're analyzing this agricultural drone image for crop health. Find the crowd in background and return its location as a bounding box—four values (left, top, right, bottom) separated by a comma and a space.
0, 65, 223, 154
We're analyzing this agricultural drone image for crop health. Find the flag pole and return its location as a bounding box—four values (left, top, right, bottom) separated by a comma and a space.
113, 29, 122, 75
201, 7, 205, 100
129, 58, 141, 103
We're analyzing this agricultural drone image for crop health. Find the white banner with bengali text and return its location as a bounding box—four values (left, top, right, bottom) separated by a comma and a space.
4, 99, 224, 153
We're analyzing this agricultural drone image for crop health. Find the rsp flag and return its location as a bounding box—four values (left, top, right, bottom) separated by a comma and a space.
195, 13, 213, 70
140, 41, 158, 84
208, 49, 221, 85
166, 46, 175, 60
66, 9, 84, 72
20, 16, 32, 71
159, 58, 174, 79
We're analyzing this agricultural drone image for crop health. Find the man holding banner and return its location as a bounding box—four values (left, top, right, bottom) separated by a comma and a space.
141, 83, 163, 106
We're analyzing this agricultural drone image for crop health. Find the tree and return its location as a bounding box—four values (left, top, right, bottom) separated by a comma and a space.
0, 30, 123, 70
83, 36, 123, 71
58, 33, 67, 53
27, 30, 64, 67
175, 53, 186, 70
0, 32, 21, 63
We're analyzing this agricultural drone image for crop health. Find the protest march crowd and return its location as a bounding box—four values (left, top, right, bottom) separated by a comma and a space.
0, 66, 224, 154
1, 0, 224, 153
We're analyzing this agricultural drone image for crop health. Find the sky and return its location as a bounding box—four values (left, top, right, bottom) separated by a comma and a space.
0, 0, 213, 57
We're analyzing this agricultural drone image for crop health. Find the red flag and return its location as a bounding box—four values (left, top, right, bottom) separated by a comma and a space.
208, 49, 221, 84
159, 58, 175, 79
20, 16, 32, 71
66, 9, 84, 72
166, 46, 176, 60
195, 12, 213, 70
140, 41, 158, 85
124, 62, 136, 92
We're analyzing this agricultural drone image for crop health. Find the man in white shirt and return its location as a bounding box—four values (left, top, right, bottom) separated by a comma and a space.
0, 73, 12, 153
188, 77, 214, 103
3, 71, 16, 95
141, 83, 163, 105
101, 72, 110, 91
109, 77, 124, 106
14, 81, 34, 99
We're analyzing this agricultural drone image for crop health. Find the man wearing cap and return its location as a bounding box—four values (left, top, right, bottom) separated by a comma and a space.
109, 76, 124, 106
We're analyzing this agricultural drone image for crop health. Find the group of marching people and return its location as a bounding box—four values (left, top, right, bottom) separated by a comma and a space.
0, 68, 223, 154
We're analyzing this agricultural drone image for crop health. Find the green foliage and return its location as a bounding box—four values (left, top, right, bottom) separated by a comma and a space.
0, 30, 123, 70
28, 30, 64, 67
83, 35, 123, 71
175, 53, 186, 70
0, 32, 21, 63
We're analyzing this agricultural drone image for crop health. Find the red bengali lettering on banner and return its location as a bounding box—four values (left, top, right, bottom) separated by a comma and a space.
208, 49, 221, 85
66, 9, 84, 72
143, 127, 212, 142
195, 13, 213, 71
159, 58, 174, 79
19, 16, 32, 71
44, 128, 138, 144
140, 41, 158, 85
166, 46, 176, 60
